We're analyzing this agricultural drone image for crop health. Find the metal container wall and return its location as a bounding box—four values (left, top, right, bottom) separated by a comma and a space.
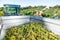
0, 16, 60, 40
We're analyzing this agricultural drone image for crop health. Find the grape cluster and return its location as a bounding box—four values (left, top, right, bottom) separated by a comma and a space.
3, 22, 59, 40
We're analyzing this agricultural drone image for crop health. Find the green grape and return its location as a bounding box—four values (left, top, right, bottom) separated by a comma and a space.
10, 36, 16, 40
3, 22, 60, 40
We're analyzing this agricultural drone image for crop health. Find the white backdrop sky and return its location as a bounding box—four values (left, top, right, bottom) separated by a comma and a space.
0, 0, 60, 7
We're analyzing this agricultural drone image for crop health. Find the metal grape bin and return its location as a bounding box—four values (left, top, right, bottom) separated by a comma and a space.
0, 4, 60, 40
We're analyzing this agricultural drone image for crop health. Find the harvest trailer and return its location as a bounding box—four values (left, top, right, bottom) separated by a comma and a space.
4, 4, 20, 16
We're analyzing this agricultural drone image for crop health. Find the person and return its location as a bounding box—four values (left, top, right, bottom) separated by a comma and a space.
39, 11, 44, 17
33, 11, 39, 16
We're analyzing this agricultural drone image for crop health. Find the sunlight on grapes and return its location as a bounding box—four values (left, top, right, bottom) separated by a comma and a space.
3, 22, 60, 40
